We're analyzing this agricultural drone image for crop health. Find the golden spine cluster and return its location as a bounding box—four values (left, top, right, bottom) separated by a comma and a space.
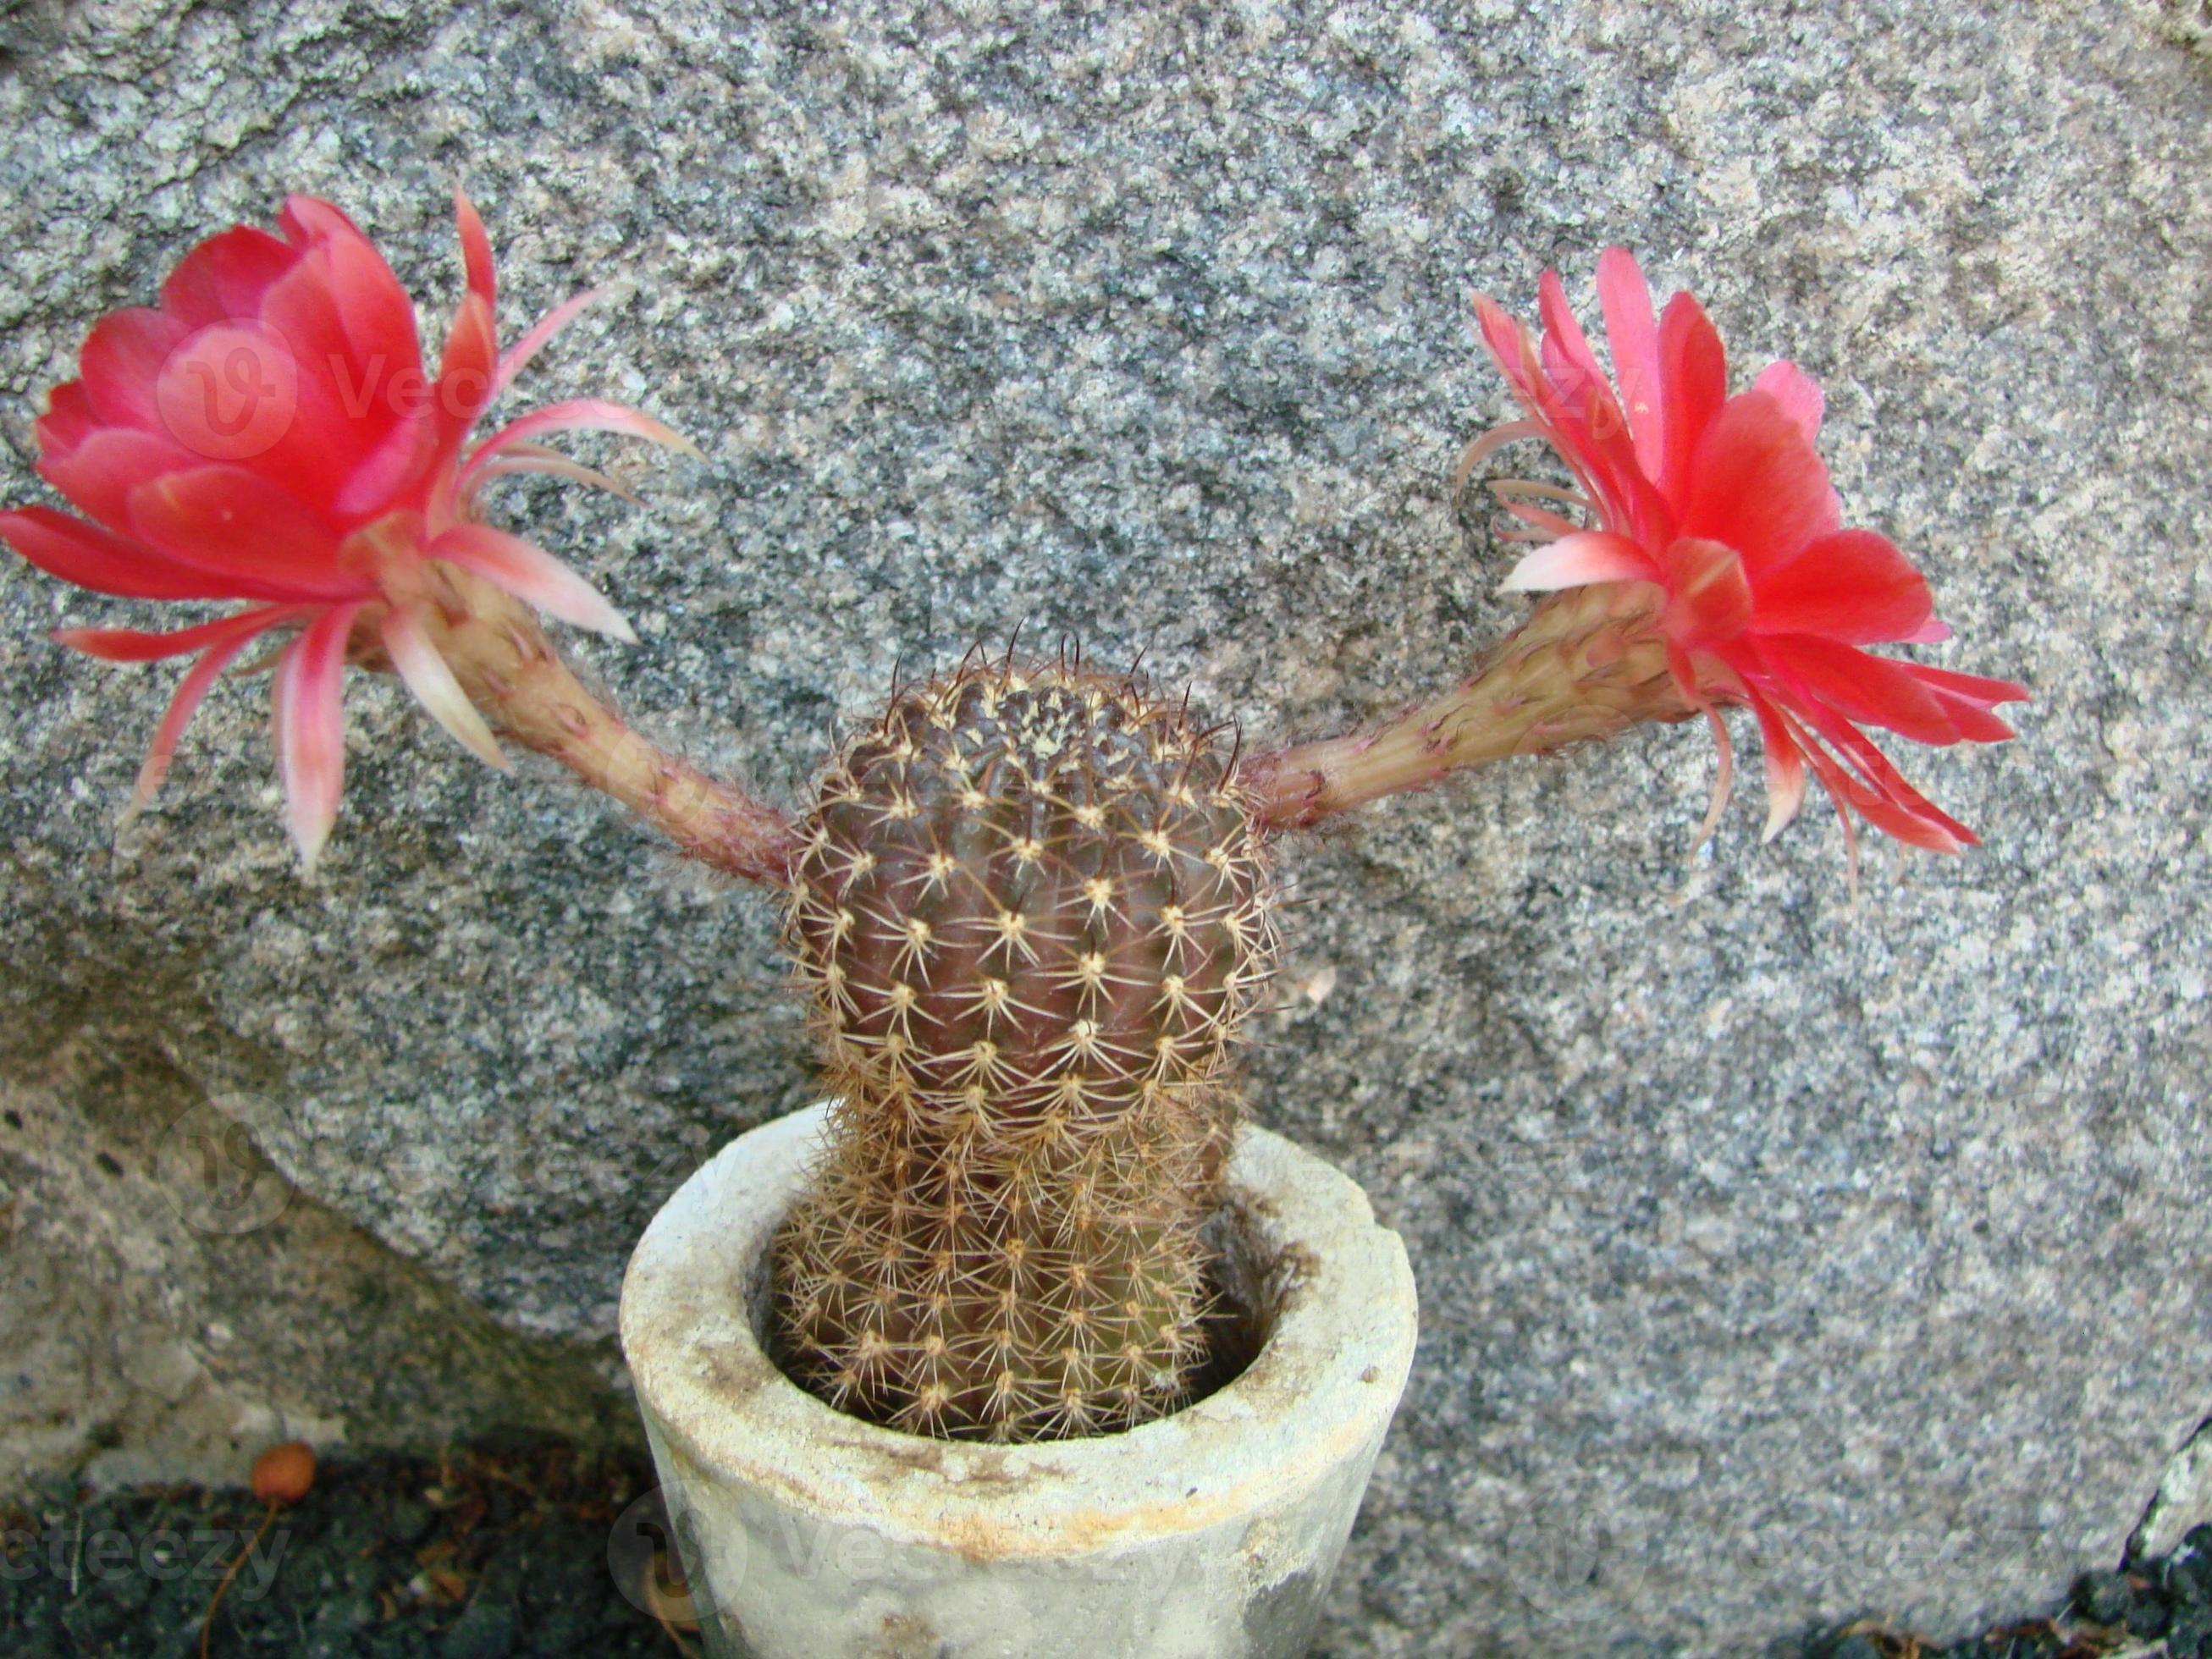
773, 660, 1277, 1441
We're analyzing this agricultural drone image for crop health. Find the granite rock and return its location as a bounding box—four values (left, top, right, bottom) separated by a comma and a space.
0, 960, 632, 1491
0, 2, 2208, 1652
2137, 1419, 2212, 1564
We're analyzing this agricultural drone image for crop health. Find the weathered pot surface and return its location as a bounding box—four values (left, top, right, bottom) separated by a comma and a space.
619, 1101, 1418, 1659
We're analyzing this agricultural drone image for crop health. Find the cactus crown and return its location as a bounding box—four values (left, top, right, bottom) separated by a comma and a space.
773, 658, 1277, 1440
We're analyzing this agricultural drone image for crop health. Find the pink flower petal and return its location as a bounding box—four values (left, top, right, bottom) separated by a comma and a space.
1794, 700, 1977, 852
1666, 638, 1705, 708
128, 619, 283, 808
1452, 417, 1543, 502
1689, 702, 1737, 852
89, 607, 303, 807
1786, 709, 1970, 856
1801, 694, 1972, 824
255, 249, 410, 505
56, 604, 305, 661
1746, 692, 1810, 843
1759, 633, 1959, 746
1499, 530, 1654, 593
1596, 248, 1663, 477
271, 601, 362, 873
453, 187, 496, 311
1534, 273, 1670, 543
158, 225, 301, 330
321, 223, 422, 387
1496, 496, 1584, 541
1680, 390, 1841, 577
1917, 686, 2016, 743
333, 414, 437, 521
80, 308, 190, 432
1476, 291, 1669, 545
1663, 537, 1756, 642
1653, 292, 1725, 513
462, 398, 698, 482
1536, 269, 1619, 432
1751, 360, 1824, 445
125, 466, 366, 601
1750, 528, 1934, 643
380, 603, 509, 770
432, 292, 499, 453
494, 289, 602, 397
36, 382, 98, 457
466, 442, 639, 504
255, 244, 353, 388
429, 522, 637, 641
1854, 794, 1972, 853
39, 427, 201, 532
1, 505, 251, 601
1472, 295, 1545, 413
1904, 662, 2030, 712
278, 196, 371, 247
1905, 664, 2030, 742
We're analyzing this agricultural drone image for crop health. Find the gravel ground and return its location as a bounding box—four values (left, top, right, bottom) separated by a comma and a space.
0, 1438, 673, 1658
5, 1436, 2209, 1658
1805, 1536, 2212, 1659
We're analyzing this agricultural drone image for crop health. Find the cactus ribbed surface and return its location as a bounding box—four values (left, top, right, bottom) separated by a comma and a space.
773, 660, 1277, 1441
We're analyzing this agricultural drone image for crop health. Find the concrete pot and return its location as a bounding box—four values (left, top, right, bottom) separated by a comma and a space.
619, 1101, 1419, 1659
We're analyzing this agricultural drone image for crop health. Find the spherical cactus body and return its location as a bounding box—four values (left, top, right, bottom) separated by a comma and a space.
774, 659, 1277, 1441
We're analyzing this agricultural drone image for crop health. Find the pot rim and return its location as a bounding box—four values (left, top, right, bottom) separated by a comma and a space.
619, 1101, 1416, 1560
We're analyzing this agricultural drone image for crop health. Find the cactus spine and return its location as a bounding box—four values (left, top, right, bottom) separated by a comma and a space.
773, 659, 1277, 1441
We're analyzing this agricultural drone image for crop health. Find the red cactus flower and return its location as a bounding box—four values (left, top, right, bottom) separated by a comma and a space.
1465, 248, 2027, 859
0, 191, 690, 869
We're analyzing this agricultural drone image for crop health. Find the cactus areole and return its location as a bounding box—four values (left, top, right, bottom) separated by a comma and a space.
775, 659, 1279, 1441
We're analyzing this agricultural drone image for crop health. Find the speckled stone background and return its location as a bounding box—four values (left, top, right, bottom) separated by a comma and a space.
1, 2, 2207, 1653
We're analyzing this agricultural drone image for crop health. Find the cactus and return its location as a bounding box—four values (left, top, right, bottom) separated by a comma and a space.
0, 194, 2034, 1455
772, 658, 1278, 1441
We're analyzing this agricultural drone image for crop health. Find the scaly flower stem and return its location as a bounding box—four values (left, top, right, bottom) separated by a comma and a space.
409, 563, 800, 884
1242, 581, 1693, 830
